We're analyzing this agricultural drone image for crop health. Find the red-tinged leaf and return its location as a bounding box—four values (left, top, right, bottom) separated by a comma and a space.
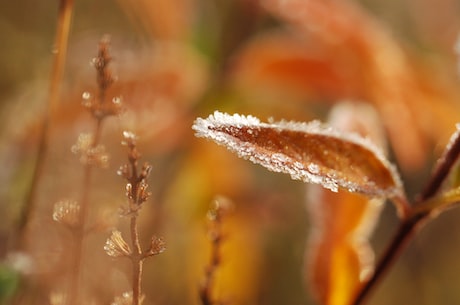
193, 111, 403, 198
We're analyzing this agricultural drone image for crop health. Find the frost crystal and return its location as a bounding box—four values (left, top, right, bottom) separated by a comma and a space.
192, 111, 403, 197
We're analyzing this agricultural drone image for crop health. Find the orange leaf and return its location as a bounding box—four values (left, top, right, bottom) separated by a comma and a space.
193, 111, 403, 198
230, 0, 460, 171
306, 102, 386, 305
230, 33, 361, 100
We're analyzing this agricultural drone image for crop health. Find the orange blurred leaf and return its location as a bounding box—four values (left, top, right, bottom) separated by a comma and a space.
193, 111, 403, 198
307, 190, 382, 305
230, 0, 460, 171
306, 102, 387, 305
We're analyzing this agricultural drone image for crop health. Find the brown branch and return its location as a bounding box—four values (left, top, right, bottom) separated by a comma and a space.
350, 128, 460, 305
350, 212, 428, 305
420, 128, 460, 201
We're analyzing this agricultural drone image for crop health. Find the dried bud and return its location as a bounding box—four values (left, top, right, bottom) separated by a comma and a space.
92, 35, 114, 91
126, 183, 133, 199
53, 200, 80, 227
104, 230, 131, 258
146, 236, 166, 257
81, 91, 94, 109
140, 163, 153, 180
122, 131, 137, 147
137, 181, 151, 203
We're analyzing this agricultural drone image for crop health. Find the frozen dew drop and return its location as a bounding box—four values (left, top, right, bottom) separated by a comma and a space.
112, 96, 122, 105
122, 130, 136, 140
82, 91, 91, 100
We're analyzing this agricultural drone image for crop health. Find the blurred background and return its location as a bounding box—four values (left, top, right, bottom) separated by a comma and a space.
2, 0, 460, 304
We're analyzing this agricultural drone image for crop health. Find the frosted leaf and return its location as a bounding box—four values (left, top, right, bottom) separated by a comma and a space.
192, 111, 403, 198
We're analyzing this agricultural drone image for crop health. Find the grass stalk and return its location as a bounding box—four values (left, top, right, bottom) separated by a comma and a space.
16, 0, 75, 249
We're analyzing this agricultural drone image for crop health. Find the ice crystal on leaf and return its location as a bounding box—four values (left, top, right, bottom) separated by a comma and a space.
193, 111, 403, 198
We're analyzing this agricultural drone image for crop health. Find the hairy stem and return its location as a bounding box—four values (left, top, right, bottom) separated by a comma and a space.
16, 0, 74, 249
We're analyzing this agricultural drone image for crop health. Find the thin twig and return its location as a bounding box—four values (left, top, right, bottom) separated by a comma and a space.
68, 38, 114, 305
419, 128, 460, 201
350, 128, 460, 305
130, 215, 143, 305
122, 133, 153, 305
350, 212, 427, 305
68, 118, 106, 305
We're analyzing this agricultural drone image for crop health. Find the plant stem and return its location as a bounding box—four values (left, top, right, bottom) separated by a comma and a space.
131, 215, 143, 305
351, 128, 460, 305
16, 0, 74, 249
68, 118, 104, 305
420, 128, 460, 200
350, 212, 428, 305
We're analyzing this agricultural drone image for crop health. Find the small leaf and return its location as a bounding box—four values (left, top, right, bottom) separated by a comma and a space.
193, 111, 402, 198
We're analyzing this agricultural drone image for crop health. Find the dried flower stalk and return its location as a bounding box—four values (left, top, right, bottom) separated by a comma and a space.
106, 131, 165, 305
66, 36, 121, 305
